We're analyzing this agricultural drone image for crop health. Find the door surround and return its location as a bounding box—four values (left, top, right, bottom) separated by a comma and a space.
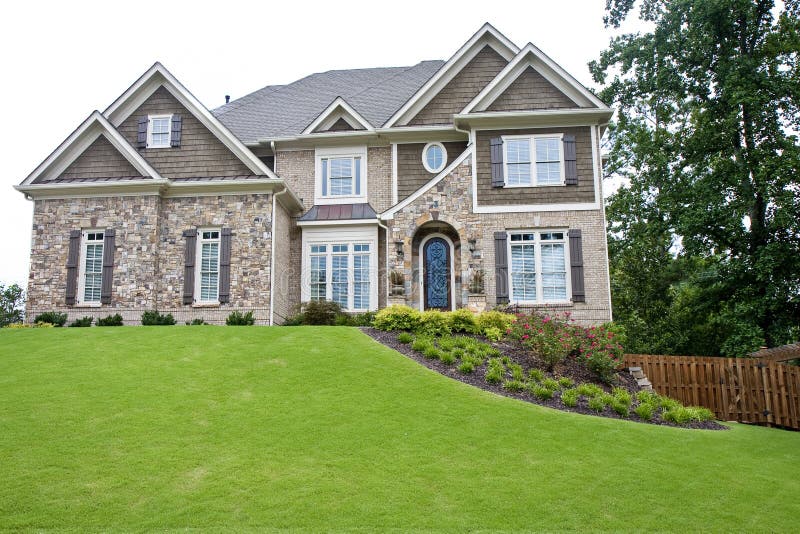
418, 233, 456, 311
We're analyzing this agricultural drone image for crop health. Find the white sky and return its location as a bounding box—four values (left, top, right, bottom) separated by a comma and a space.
0, 0, 644, 288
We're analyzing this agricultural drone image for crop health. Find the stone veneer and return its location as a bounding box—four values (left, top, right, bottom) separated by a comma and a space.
27, 193, 275, 325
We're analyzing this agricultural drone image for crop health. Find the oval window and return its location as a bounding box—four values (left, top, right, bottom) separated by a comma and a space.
422, 142, 447, 173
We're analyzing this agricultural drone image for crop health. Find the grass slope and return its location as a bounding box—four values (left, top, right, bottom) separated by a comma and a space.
0, 327, 798, 532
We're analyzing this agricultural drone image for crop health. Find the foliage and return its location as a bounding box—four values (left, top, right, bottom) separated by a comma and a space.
541, 378, 561, 392
423, 346, 442, 360
440, 351, 456, 365
484, 327, 503, 342
588, 396, 606, 413
68, 316, 93, 328
419, 310, 451, 337
508, 362, 525, 381
97, 314, 124, 327
33, 312, 67, 327
485, 358, 505, 384
612, 387, 632, 406
558, 377, 574, 389
477, 310, 517, 333
592, 0, 800, 355
561, 388, 579, 408
0, 283, 25, 327
611, 400, 629, 418
531, 385, 553, 400
578, 323, 625, 383
576, 383, 603, 398
634, 403, 656, 421
141, 311, 176, 326
503, 379, 526, 392
187, 318, 207, 326
528, 369, 544, 382
4, 322, 53, 329
300, 300, 340, 326
411, 337, 434, 353
373, 305, 422, 332
397, 332, 414, 344
457, 361, 475, 374
448, 308, 478, 333
224, 311, 254, 326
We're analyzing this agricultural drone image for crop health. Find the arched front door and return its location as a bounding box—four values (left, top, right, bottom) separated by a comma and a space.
423, 237, 451, 310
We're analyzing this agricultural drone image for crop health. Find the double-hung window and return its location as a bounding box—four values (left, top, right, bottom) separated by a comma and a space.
503, 135, 564, 186
196, 230, 220, 303
307, 242, 372, 311
78, 230, 104, 304
147, 114, 172, 148
315, 147, 367, 203
509, 231, 569, 303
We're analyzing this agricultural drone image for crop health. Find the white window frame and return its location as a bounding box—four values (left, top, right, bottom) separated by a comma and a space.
301, 226, 378, 311
194, 228, 221, 304
502, 133, 565, 187
76, 229, 105, 307
422, 142, 448, 173
507, 229, 572, 305
314, 146, 368, 205
147, 114, 173, 149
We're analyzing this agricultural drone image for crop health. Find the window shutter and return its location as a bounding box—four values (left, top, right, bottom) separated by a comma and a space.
100, 229, 116, 304
65, 230, 81, 305
170, 115, 182, 147
182, 229, 197, 305
568, 229, 585, 302
219, 228, 232, 304
137, 116, 148, 149
321, 158, 328, 196
563, 134, 578, 186
494, 231, 509, 304
490, 137, 505, 187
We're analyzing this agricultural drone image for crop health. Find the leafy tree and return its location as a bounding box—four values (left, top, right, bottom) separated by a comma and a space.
0, 283, 25, 327
593, 0, 800, 355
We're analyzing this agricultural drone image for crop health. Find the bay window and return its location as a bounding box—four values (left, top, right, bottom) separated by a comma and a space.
306, 242, 373, 311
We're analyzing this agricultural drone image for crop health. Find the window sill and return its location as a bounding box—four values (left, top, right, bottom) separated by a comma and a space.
314, 195, 368, 205
74, 302, 102, 308
192, 302, 220, 308
509, 300, 573, 307
502, 183, 567, 189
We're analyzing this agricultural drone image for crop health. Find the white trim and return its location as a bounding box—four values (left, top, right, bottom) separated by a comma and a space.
595, 124, 613, 320
297, 219, 379, 227
314, 146, 368, 205
462, 43, 609, 113
146, 114, 172, 149
454, 109, 614, 130
421, 142, 448, 174
194, 228, 221, 305
300, 225, 379, 312
384, 23, 519, 127
302, 97, 374, 134
76, 229, 105, 306
506, 229, 572, 306
501, 133, 565, 187
381, 145, 473, 220
590, 124, 602, 208
391, 143, 398, 205
20, 111, 164, 185
103, 62, 276, 178
418, 233, 457, 311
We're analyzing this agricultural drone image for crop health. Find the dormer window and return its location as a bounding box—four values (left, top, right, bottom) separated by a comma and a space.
147, 114, 172, 148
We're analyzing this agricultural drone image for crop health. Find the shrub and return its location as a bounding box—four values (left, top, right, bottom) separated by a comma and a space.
485, 358, 505, 384
437, 336, 458, 352
448, 308, 478, 333
34, 322, 54, 328
561, 388, 579, 407
612, 400, 630, 417
142, 311, 176, 326
282, 313, 305, 326
440, 351, 456, 365
68, 316, 93, 327
579, 322, 626, 383
664, 406, 715, 424
3, 323, 29, 329
350, 311, 377, 327
451, 348, 465, 360
477, 310, 516, 333
411, 337, 434, 353
188, 318, 207, 326
532, 385, 553, 400
373, 305, 422, 332
588, 396, 606, 412
453, 336, 475, 350
634, 403, 655, 421
576, 383, 603, 398
300, 300, 340, 325
528, 369, 544, 382
458, 361, 475, 374
508, 363, 525, 381
612, 387, 632, 406
97, 314, 124, 327
397, 332, 414, 344
419, 310, 451, 337
659, 396, 682, 412
541, 378, 561, 391
558, 377, 574, 389
688, 406, 715, 422
636, 390, 660, 405
484, 326, 503, 342
503, 379, 526, 392
33, 312, 67, 327
423, 346, 442, 360
598, 393, 615, 407
483, 346, 502, 358
225, 311, 254, 326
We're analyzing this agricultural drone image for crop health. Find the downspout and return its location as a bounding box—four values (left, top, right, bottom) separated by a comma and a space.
376, 216, 390, 308
269, 140, 288, 326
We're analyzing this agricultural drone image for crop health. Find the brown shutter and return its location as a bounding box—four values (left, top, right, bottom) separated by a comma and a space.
137, 116, 148, 149
170, 115, 182, 147
564, 134, 578, 186
218, 228, 232, 303
490, 137, 505, 187
494, 231, 509, 304
65, 230, 81, 305
100, 229, 116, 304
568, 229, 585, 302
183, 229, 197, 305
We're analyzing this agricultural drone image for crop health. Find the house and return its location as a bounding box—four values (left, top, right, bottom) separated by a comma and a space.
16, 24, 614, 325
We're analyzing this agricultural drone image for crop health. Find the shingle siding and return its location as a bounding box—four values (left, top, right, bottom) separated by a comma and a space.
408, 46, 507, 125
487, 66, 578, 111
53, 135, 144, 181
396, 141, 468, 201
118, 86, 252, 178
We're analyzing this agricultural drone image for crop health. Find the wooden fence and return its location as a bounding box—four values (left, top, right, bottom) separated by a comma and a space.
623, 354, 800, 430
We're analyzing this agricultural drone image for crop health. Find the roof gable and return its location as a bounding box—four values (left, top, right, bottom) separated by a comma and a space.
302, 97, 374, 134
383, 23, 520, 128
57, 134, 144, 181
486, 66, 578, 111
20, 111, 163, 185
104, 62, 276, 177
462, 43, 610, 114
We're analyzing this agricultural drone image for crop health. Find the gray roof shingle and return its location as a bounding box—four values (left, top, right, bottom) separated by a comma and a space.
213, 60, 445, 144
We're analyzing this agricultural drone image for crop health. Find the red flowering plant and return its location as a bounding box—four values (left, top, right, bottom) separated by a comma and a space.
506, 311, 581, 371
578, 322, 626, 383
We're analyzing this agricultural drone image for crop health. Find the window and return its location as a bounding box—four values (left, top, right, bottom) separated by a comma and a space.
147, 114, 172, 148
78, 230, 104, 304
315, 147, 367, 203
422, 142, 447, 173
503, 135, 564, 186
509, 231, 569, 303
196, 230, 220, 302
307, 242, 372, 310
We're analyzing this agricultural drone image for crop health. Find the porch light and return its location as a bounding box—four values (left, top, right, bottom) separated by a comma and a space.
395, 240, 404, 257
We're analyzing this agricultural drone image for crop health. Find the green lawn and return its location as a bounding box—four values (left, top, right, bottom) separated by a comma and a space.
1, 327, 798, 532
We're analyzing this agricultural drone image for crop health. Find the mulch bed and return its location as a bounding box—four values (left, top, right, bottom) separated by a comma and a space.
364, 327, 728, 431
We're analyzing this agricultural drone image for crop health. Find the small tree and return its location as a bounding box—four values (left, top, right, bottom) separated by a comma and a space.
0, 283, 25, 326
